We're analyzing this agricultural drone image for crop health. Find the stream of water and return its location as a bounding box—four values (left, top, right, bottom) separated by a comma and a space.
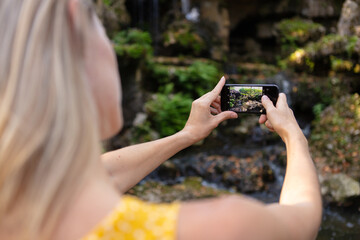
181, 0, 190, 15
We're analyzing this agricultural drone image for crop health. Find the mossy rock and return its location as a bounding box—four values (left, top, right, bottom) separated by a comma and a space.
311, 93, 360, 180
113, 29, 153, 60
127, 177, 233, 203
320, 173, 360, 203
163, 20, 207, 56
287, 34, 359, 73
237, 62, 280, 80
275, 18, 325, 53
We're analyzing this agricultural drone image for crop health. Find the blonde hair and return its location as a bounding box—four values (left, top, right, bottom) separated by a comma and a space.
0, 0, 101, 239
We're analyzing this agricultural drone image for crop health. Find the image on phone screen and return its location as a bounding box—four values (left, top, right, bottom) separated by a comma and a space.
228, 86, 265, 113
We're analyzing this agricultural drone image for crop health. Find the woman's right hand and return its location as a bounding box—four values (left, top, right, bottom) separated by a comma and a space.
181, 77, 238, 144
259, 93, 304, 144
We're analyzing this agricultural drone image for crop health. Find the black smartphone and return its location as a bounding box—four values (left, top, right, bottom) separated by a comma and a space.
221, 84, 279, 114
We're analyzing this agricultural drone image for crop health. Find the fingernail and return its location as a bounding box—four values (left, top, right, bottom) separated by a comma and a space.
221, 76, 225, 81
232, 112, 238, 118
262, 95, 269, 101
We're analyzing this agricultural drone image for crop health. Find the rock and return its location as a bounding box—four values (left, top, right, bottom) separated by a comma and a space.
127, 177, 233, 203
312, 94, 360, 182
226, 0, 342, 31
243, 38, 262, 57
257, 22, 276, 39
275, 18, 326, 47
133, 112, 148, 127
287, 34, 359, 73
320, 173, 360, 202
233, 116, 259, 135
338, 0, 360, 36
151, 153, 276, 193
163, 19, 207, 56
302, 0, 341, 18
194, 0, 231, 60
94, 0, 130, 36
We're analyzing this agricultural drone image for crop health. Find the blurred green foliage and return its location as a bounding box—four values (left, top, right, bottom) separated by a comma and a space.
103, 0, 111, 7
113, 29, 153, 59
147, 60, 222, 98
141, 60, 222, 137
174, 61, 222, 97
111, 28, 223, 138
145, 84, 193, 137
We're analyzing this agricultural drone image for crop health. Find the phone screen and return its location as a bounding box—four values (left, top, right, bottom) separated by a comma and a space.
221, 84, 279, 114
228, 86, 265, 113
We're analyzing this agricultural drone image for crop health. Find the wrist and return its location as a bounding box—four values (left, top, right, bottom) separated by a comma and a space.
178, 127, 199, 146
283, 128, 308, 147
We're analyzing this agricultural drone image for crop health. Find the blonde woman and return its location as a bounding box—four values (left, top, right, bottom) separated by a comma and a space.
0, 0, 322, 239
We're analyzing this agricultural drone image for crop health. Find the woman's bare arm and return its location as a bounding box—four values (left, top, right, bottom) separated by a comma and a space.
177, 93, 322, 240
101, 77, 238, 193
102, 131, 195, 193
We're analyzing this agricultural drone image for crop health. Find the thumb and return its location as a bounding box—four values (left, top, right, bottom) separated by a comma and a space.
214, 111, 238, 124
262, 95, 275, 112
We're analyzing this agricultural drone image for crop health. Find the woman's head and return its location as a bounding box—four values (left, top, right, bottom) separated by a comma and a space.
0, 0, 122, 238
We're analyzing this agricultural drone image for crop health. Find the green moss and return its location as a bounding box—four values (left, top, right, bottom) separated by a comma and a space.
127, 177, 232, 202
103, 0, 111, 7
276, 18, 325, 53
303, 34, 358, 58
330, 56, 353, 72
163, 21, 206, 56
346, 36, 358, 57
112, 29, 153, 59
287, 34, 359, 73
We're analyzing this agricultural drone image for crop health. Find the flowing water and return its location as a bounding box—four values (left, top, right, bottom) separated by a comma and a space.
181, 0, 190, 15
151, 0, 159, 54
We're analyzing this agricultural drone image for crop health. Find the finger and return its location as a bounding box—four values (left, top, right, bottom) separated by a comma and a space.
259, 114, 267, 124
265, 120, 275, 132
214, 95, 221, 104
210, 107, 220, 115
214, 111, 238, 123
276, 93, 288, 109
206, 76, 226, 102
211, 101, 221, 111
262, 95, 276, 112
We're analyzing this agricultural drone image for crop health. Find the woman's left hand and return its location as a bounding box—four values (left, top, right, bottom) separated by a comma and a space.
181, 77, 238, 144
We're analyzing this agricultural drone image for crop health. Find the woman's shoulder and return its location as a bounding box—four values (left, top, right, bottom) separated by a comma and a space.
82, 195, 180, 240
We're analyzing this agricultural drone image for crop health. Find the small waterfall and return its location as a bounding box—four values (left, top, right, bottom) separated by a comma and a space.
181, 0, 190, 15
132, 0, 159, 54
152, 0, 159, 54
137, 0, 144, 28
281, 77, 292, 106
272, 73, 292, 107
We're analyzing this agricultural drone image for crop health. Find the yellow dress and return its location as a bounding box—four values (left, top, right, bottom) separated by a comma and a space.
82, 195, 180, 240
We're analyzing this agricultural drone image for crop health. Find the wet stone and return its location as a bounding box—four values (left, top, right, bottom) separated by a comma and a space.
147, 152, 276, 193
127, 177, 233, 203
